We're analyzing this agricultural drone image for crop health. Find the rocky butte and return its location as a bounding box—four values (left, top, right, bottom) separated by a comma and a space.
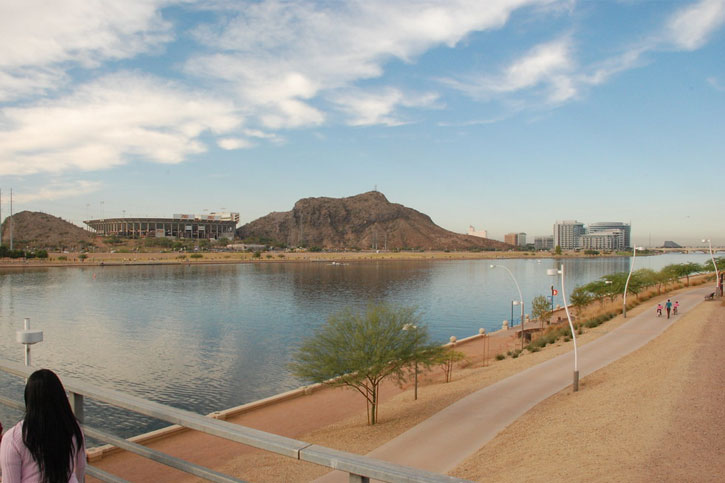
237, 191, 510, 251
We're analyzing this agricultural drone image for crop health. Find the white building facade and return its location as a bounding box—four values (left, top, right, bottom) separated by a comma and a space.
553, 220, 585, 250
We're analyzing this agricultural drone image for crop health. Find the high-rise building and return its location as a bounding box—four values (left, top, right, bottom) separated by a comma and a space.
517, 233, 526, 246
588, 222, 631, 248
553, 220, 585, 250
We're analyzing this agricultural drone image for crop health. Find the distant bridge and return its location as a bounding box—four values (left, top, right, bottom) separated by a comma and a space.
656, 247, 724, 254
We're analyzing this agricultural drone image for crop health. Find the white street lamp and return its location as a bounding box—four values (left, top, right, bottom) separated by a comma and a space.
703, 239, 720, 296
623, 246, 643, 318
547, 264, 579, 391
490, 264, 525, 350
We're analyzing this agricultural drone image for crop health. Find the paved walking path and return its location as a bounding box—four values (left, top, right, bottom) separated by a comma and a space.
316, 287, 711, 482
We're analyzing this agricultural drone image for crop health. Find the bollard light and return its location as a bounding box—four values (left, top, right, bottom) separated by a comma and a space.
16, 317, 43, 366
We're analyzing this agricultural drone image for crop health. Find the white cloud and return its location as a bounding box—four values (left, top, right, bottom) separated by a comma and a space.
331, 88, 439, 126
217, 137, 252, 150
442, 38, 576, 103
0, 73, 243, 176
13, 180, 102, 203
707, 76, 725, 90
186, 0, 555, 127
666, 0, 725, 51
0, 0, 173, 101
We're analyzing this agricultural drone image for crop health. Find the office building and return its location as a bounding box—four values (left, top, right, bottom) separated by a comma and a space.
553, 220, 585, 250
588, 222, 631, 249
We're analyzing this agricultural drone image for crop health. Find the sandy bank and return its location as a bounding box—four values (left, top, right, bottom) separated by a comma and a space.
0, 248, 637, 269
451, 297, 724, 482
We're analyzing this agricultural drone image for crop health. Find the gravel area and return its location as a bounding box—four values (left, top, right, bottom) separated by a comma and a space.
451, 299, 725, 482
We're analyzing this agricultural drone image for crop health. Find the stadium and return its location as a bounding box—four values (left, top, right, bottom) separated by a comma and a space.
84, 213, 239, 240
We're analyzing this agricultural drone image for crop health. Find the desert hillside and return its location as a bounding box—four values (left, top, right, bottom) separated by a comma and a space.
0, 211, 94, 250
237, 191, 510, 251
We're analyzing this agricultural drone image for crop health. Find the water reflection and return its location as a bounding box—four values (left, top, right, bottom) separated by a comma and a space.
0, 253, 711, 437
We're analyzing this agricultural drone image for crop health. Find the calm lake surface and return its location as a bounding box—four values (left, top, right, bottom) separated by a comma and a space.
0, 253, 713, 437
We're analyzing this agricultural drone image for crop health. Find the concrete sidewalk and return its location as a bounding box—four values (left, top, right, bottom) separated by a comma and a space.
316, 286, 710, 482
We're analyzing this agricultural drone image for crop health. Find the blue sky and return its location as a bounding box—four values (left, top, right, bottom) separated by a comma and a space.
0, 0, 723, 246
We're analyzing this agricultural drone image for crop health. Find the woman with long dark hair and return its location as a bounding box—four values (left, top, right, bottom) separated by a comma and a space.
0, 369, 86, 482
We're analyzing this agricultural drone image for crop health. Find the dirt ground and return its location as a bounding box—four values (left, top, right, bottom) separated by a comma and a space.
0, 247, 626, 268
451, 298, 725, 482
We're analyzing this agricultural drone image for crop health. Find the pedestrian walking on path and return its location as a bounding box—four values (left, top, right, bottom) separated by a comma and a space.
666, 299, 672, 318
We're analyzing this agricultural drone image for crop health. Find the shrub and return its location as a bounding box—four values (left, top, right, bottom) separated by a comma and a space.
58, 256, 67, 261
190, 253, 203, 259
495, 353, 506, 361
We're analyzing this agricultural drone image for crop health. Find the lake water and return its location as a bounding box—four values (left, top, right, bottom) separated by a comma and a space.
0, 253, 713, 437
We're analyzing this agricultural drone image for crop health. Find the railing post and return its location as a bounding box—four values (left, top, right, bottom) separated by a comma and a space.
349, 474, 370, 483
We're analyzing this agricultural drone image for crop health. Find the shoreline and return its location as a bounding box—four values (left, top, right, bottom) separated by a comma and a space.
0, 248, 664, 269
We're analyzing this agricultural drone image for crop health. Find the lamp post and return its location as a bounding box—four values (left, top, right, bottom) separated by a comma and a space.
703, 239, 720, 296
622, 246, 642, 318
547, 264, 579, 391
491, 264, 524, 350
16, 317, 43, 367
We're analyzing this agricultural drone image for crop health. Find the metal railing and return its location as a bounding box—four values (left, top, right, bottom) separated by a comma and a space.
0, 359, 469, 483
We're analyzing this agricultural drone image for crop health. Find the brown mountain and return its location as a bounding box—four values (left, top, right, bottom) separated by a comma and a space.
1, 211, 94, 250
237, 192, 510, 251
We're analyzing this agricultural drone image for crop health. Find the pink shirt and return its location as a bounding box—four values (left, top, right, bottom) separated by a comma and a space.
0, 421, 86, 483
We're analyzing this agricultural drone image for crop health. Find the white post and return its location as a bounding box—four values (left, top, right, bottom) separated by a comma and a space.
703, 239, 720, 296
491, 264, 524, 345
17, 317, 43, 368
623, 246, 638, 318
549, 265, 579, 391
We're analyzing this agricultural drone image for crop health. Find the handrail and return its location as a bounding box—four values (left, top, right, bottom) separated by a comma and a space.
0, 359, 469, 483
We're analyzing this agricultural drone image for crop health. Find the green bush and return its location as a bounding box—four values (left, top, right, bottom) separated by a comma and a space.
58, 256, 67, 261
495, 353, 506, 361
190, 253, 203, 259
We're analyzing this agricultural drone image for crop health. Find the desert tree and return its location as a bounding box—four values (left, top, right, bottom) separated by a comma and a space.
290, 303, 446, 425
569, 286, 592, 317
530, 295, 551, 331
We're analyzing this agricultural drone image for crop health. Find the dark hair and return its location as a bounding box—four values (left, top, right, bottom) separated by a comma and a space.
22, 369, 83, 483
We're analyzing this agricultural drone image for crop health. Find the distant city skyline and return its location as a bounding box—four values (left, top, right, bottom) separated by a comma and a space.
1, 1, 723, 246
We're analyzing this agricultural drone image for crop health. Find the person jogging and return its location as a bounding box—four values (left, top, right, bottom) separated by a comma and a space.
665, 299, 673, 318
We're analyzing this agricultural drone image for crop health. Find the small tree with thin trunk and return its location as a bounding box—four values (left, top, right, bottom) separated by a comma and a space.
531, 295, 551, 331
435, 346, 466, 383
569, 286, 592, 317
290, 303, 445, 425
